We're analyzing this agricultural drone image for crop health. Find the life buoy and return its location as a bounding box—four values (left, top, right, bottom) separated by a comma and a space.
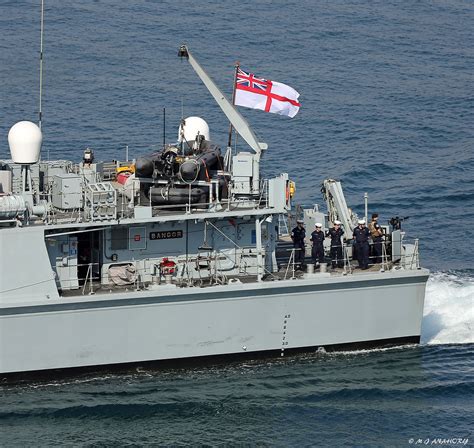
160, 257, 176, 275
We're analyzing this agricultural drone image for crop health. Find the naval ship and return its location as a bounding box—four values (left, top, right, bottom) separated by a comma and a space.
0, 46, 429, 377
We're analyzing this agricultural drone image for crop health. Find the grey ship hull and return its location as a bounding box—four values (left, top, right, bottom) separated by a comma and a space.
0, 269, 428, 375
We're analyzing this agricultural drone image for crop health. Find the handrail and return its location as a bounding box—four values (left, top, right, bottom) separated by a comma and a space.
81, 262, 96, 295
284, 248, 298, 280
52, 236, 425, 299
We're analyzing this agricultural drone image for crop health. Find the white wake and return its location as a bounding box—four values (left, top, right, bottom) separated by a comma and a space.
421, 272, 474, 345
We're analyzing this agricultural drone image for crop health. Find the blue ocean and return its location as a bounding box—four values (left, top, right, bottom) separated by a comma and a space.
0, 0, 473, 446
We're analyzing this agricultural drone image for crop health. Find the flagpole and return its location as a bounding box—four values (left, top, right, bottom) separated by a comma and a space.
227, 61, 240, 149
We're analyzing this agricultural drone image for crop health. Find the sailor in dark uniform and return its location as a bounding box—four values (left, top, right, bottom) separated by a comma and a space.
327, 220, 344, 268
310, 223, 326, 265
368, 213, 384, 264
291, 220, 306, 268
353, 219, 370, 270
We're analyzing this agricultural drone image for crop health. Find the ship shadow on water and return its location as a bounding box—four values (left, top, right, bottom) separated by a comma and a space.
1, 341, 423, 388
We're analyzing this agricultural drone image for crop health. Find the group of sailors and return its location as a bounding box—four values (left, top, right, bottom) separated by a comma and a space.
291, 213, 384, 270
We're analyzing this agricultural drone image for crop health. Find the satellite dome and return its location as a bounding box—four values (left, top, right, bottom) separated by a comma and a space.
178, 117, 210, 143
8, 121, 42, 164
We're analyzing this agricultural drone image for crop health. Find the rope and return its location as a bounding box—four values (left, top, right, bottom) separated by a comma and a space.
0, 277, 55, 294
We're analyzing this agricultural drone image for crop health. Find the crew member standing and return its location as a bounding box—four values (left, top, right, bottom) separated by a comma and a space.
353, 219, 370, 269
368, 213, 384, 264
327, 220, 344, 268
311, 223, 326, 265
291, 219, 306, 268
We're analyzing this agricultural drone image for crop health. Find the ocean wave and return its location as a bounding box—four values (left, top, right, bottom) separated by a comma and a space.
421, 271, 474, 345
293, 380, 474, 403
0, 401, 219, 420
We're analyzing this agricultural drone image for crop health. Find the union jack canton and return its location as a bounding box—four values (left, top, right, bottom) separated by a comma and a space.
236, 68, 272, 92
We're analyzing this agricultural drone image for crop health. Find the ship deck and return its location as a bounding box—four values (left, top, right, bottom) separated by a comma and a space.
60, 260, 392, 299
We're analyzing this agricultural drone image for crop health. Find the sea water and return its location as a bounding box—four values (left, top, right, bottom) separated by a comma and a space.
0, 0, 472, 446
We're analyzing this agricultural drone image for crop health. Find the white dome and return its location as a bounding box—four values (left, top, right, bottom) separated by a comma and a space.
8, 121, 42, 164
178, 116, 210, 143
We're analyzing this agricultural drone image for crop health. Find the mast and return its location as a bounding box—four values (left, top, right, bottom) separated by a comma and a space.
227, 61, 239, 149
39, 0, 44, 131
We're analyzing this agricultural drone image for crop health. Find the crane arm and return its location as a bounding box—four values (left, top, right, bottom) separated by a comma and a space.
178, 45, 267, 156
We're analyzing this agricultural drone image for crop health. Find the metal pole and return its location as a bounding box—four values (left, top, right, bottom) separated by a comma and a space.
163, 107, 166, 146
284, 249, 294, 280
89, 263, 94, 295
187, 183, 191, 214
364, 192, 368, 224
125, 144, 129, 162
39, 0, 44, 131
292, 249, 296, 279
381, 241, 387, 272
227, 62, 240, 149
82, 263, 90, 295
415, 238, 420, 269
255, 216, 263, 282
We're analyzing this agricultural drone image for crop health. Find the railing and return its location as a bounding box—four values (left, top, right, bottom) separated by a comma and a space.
278, 213, 290, 237
34, 188, 267, 226
284, 248, 300, 280
54, 261, 100, 294
54, 235, 423, 298
54, 243, 279, 296
341, 238, 421, 271
82, 262, 98, 295
3, 157, 286, 227
280, 238, 422, 275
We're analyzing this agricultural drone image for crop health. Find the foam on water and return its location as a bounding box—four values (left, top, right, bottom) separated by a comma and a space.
421, 272, 474, 345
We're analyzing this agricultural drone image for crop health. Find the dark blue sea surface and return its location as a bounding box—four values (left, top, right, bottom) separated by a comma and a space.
0, 0, 473, 446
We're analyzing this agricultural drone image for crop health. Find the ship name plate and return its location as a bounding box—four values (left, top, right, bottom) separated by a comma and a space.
150, 230, 183, 240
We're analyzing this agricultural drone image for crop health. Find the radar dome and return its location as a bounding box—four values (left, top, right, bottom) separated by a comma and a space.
178, 117, 210, 143
8, 121, 42, 164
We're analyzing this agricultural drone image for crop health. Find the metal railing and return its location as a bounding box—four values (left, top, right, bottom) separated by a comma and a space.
280, 237, 422, 275
53, 243, 280, 297
24, 161, 278, 226
284, 248, 300, 280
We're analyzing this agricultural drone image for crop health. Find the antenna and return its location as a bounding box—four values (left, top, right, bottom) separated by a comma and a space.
39, 0, 44, 131
180, 98, 184, 154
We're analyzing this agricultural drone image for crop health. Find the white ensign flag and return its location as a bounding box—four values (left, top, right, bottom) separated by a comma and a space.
234, 67, 301, 118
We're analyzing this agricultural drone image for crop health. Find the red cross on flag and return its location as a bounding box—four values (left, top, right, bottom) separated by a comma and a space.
234, 67, 301, 118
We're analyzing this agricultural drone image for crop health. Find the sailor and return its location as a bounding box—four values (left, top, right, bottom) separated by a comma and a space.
368, 213, 384, 264
353, 219, 370, 270
327, 220, 344, 268
291, 220, 306, 268
310, 223, 326, 265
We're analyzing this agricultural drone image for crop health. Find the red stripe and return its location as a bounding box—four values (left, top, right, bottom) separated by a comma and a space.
264, 79, 273, 112
236, 84, 301, 107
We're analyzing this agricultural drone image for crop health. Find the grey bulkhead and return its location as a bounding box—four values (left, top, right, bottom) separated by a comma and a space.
42, 217, 278, 292
100, 218, 277, 284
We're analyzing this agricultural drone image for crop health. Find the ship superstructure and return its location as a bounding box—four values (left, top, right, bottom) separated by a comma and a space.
0, 46, 429, 376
